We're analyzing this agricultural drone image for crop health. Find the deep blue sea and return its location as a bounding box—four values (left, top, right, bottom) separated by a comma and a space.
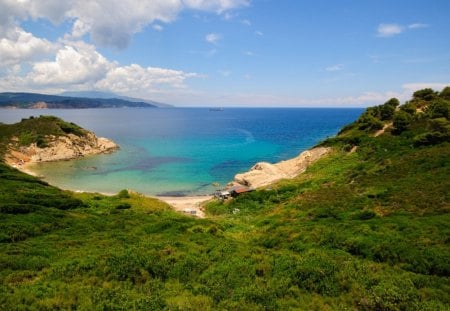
0, 108, 363, 195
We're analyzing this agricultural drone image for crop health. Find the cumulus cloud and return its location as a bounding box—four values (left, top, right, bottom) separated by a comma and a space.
0, 27, 55, 67
205, 33, 222, 44
0, 39, 200, 98
0, 0, 249, 50
27, 44, 111, 86
96, 64, 199, 93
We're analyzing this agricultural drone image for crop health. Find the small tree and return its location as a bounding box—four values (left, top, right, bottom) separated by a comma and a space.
439, 86, 450, 100
413, 88, 438, 101
427, 99, 449, 119
393, 111, 412, 134
385, 98, 400, 108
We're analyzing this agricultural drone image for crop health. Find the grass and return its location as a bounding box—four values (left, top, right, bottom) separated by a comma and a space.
0, 88, 449, 309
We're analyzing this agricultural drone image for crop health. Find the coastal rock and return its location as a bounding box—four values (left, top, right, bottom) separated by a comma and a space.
5, 132, 119, 166
234, 146, 330, 188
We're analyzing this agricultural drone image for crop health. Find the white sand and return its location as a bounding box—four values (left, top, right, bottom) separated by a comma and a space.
156, 195, 213, 218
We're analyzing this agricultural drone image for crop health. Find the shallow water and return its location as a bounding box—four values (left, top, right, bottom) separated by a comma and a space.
1, 108, 363, 195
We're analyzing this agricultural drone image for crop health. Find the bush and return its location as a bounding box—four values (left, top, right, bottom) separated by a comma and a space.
116, 203, 132, 210
116, 189, 130, 199
413, 131, 450, 146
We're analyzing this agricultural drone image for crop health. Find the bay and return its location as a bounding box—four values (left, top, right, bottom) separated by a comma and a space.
0, 108, 363, 195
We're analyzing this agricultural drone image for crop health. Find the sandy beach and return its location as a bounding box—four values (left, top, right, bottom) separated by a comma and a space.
156, 195, 213, 218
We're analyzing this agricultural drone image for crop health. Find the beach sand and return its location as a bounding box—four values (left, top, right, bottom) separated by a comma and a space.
156, 195, 213, 218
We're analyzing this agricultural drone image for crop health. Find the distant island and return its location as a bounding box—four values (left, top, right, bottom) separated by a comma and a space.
0, 91, 171, 109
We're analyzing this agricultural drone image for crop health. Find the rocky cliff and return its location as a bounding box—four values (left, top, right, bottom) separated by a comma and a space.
233, 146, 330, 188
5, 132, 118, 168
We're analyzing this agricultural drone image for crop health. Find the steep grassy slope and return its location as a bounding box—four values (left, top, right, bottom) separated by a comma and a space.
0, 88, 449, 310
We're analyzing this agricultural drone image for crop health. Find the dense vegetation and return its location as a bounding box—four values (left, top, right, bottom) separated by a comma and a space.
0, 88, 449, 309
0, 92, 157, 108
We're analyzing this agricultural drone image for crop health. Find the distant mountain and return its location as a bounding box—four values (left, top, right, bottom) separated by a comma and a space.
60, 91, 173, 108
0, 92, 161, 109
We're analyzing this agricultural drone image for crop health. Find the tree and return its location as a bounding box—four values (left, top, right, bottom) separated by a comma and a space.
439, 86, 450, 100
393, 111, 412, 134
413, 88, 438, 101
380, 104, 396, 121
428, 99, 449, 119
385, 98, 400, 108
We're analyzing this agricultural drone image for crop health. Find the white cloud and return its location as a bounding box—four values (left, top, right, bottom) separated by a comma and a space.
206, 33, 222, 44
96, 64, 199, 93
377, 23, 404, 37
377, 22, 429, 38
183, 0, 249, 14
0, 0, 249, 50
0, 27, 55, 67
241, 19, 251, 26
244, 51, 254, 56
325, 64, 344, 72
408, 23, 429, 29
255, 31, 263, 36
152, 24, 164, 31
401, 82, 448, 93
27, 44, 112, 86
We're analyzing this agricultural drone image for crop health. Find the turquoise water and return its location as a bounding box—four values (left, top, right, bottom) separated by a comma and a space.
0, 108, 363, 195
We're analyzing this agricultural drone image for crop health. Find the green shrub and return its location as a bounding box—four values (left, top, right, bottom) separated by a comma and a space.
393, 110, 412, 134
116, 203, 132, 210
413, 131, 449, 146
116, 189, 130, 199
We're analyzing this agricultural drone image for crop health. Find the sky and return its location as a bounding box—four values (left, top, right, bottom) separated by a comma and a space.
0, 0, 449, 107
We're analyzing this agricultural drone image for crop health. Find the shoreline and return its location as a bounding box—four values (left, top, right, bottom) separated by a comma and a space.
6, 145, 330, 218
7, 162, 212, 218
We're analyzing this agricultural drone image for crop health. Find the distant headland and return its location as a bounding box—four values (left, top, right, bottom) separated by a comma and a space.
0, 91, 171, 109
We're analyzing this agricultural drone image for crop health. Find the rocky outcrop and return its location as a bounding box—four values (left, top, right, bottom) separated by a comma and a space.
5, 132, 118, 167
234, 146, 331, 188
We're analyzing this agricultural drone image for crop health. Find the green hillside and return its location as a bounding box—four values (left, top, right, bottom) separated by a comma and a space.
0, 88, 449, 310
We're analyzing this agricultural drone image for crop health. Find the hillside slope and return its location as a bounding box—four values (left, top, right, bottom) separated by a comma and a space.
0, 87, 449, 310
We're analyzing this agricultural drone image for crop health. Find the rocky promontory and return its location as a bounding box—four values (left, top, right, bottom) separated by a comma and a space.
1, 116, 118, 169
5, 133, 118, 167
233, 146, 330, 188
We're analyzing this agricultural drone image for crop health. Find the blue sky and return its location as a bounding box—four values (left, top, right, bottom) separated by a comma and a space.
0, 0, 449, 107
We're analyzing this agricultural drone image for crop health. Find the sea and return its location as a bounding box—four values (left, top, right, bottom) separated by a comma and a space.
0, 108, 363, 196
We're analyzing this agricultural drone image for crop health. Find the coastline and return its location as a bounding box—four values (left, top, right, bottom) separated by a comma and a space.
5, 145, 331, 218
